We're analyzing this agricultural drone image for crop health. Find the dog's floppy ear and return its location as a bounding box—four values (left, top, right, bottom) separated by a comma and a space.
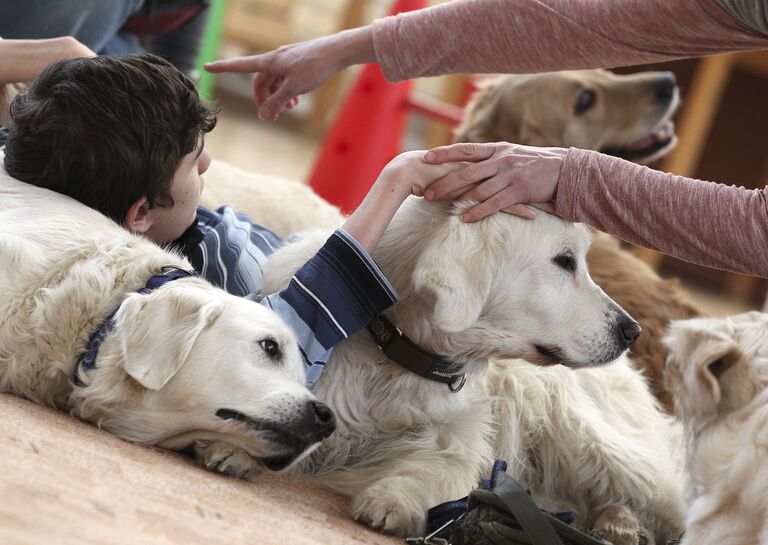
665, 319, 745, 420
113, 287, 223, 390
412, 215, 497, 332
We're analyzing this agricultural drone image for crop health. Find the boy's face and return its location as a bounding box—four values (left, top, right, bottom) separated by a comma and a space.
144, 141, 212, 244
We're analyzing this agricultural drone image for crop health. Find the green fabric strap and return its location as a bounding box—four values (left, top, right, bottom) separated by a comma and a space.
490, 473, 566, 545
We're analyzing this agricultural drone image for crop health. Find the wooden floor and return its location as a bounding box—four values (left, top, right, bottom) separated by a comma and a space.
0, 394, 401, 545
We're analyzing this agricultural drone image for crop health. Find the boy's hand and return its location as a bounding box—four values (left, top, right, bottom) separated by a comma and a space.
340, 151, 468, 254
377, 150, 469, 198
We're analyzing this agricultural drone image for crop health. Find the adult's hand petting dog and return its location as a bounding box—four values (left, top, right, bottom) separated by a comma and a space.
423, 142, 567, 223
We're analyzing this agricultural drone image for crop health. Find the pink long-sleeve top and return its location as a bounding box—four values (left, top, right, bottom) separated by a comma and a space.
372, 0, 768, 277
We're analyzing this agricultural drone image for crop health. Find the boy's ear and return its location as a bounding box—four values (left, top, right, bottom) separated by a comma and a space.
125, 197, 153, 234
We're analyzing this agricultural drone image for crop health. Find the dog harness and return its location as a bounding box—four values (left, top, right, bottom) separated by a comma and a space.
73, 266, 196, 387
367, 314, 466, 392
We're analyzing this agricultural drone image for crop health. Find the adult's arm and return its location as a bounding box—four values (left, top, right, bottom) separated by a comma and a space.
372, 0, 768, 81
556, 149, 768, 278
0, 38, 94, 85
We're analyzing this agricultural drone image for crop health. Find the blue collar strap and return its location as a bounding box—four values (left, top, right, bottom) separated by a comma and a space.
74, 266, 196, 386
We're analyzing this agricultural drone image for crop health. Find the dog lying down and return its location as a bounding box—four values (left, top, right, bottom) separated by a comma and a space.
0, 173, 335, 471
197, 196, 686, 544
664, 312, 768, 545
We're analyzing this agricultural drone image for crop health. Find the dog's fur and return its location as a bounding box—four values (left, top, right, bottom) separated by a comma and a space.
664, 312, 768, 545
0, 172, 334, 470
456, 70, 703, 413
199, 197, 685, 543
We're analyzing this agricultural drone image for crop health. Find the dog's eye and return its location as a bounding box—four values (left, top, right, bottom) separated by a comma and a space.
574, 89, 597, 115
259, 339, 280, 357
553, 253, 576, 273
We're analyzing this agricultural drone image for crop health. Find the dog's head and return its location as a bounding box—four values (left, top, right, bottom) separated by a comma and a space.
663, 312, 768, 426
455, 69, 678, 164
71, 279, 335, 472
376, 198, 640, 368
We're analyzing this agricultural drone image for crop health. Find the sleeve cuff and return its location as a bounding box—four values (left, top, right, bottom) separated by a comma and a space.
555, 148, 592, 222
264, 228, 398, 371
372, 16, 407, 82
290, 228, 398, 330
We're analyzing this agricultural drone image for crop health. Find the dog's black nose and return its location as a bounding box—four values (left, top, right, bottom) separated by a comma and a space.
619, 319, 642, 347
654, 73, 676, 103
309, 400, 336, 438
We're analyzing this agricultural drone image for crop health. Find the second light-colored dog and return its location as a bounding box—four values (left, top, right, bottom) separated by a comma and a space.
664, 311, 768, 545
201, 195, 685, 544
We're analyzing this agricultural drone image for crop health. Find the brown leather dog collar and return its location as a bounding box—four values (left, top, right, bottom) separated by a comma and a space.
366, 314, 466, 392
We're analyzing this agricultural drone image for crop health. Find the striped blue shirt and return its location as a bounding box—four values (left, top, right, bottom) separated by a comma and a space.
173, 205, 398, 387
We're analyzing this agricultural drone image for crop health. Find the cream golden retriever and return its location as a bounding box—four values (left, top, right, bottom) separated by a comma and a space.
199, 191, 685, 544
0, 171, 336, 471
664, 312, 768, 545
454, 69, 702, 413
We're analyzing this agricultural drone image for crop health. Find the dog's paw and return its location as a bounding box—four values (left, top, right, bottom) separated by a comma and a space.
193, 440, 261, 480
593, 505, 651, 545
351, 477, 429, 537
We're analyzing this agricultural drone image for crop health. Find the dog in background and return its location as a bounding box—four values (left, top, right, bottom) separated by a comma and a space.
455, 69, 679, 163
456, 69, 703, 412
664, 311, 768, 545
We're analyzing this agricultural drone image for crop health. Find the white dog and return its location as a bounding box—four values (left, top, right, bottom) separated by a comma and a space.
201, 196, 685, 544
0, 173, 335, 470
664, 311, 768, 545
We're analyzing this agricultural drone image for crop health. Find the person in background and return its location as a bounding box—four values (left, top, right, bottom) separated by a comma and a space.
0, 0, 210, 76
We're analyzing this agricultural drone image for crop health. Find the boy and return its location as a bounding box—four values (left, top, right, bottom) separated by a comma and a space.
2, 53, 462, 387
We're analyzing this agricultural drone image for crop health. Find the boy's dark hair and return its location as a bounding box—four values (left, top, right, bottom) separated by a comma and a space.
3, 53, 217, 223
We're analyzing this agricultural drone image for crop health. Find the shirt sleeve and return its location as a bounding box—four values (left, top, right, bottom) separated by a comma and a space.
555, 148, 768, 278
261, 228, 398, 388
371, 0, 768, 82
